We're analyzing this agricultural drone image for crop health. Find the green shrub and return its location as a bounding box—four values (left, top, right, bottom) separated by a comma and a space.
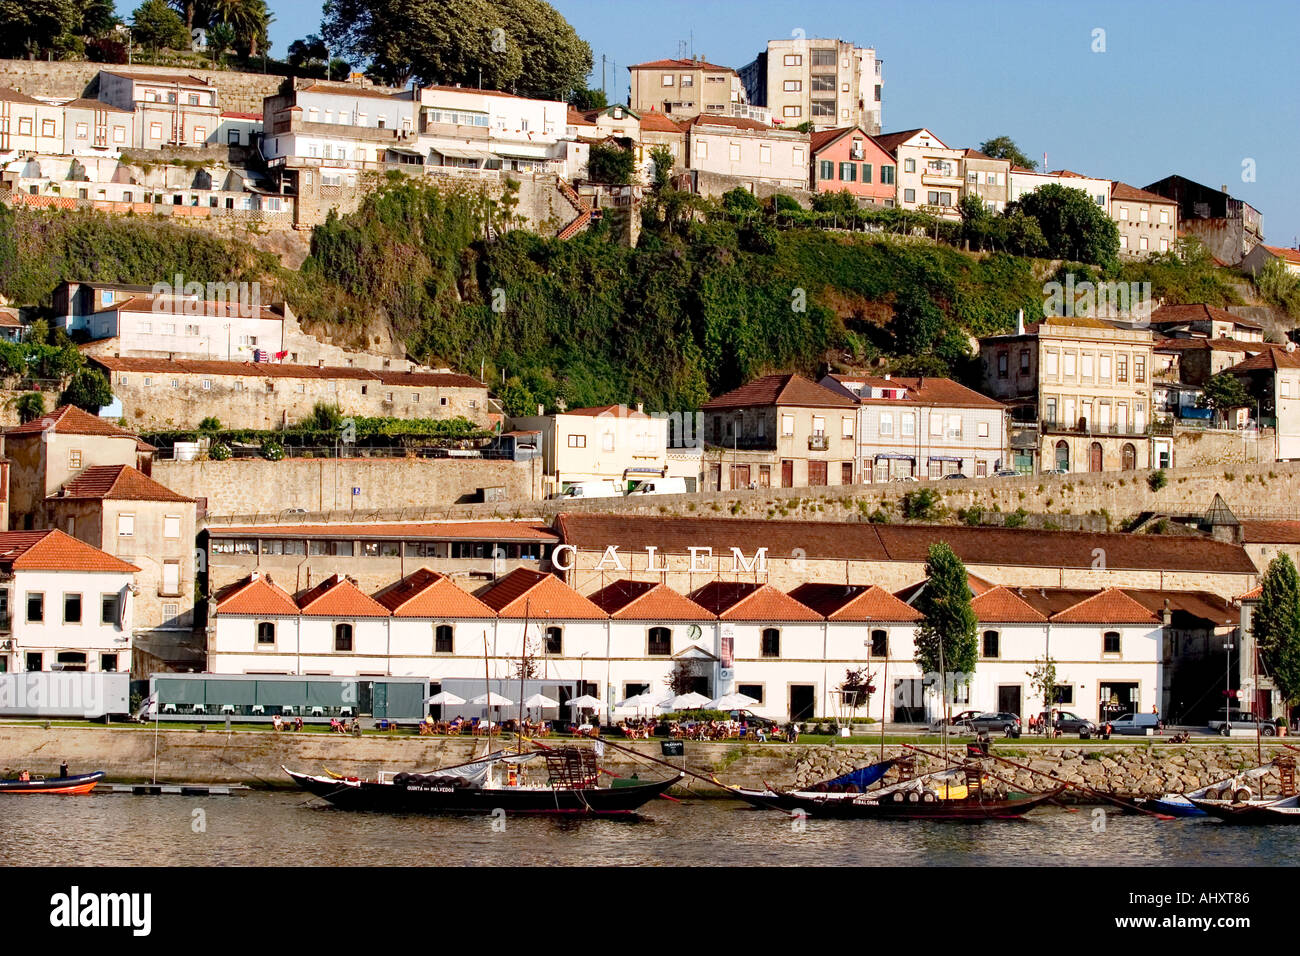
1147, 469, 1168, 491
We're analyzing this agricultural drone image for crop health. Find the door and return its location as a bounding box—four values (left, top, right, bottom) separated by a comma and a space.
1055, 440, 1070, 471
842, 462, 854, 485
788, 684, 815, 722
708, 464, 721, 491
1121, 442, 1136, 470
781, 459, 794, 487
1089, 441, 1103, 472
894, 678, 926, 723
808, 461, 827, 486
997, 685, 1022, 717
357, 680, 374, 716
371, 681, 388, 718
730, 464, 750, 489
1099, 682, 1139, 723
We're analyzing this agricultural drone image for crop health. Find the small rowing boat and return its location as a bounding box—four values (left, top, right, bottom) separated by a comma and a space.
0, 771, 104, 795
1188, 793, 1300, 824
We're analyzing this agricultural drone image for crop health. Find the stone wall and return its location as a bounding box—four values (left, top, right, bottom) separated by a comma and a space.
0, 723, 1292, 796
0, 59, 283, 115
1172, 427, 1275, 466
154, 455, 542, 515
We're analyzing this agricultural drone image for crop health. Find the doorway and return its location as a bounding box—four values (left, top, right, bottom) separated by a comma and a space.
1055, 441, 1070, 472
781, 460, 794, 487
1121, 442, 1136, 470
788, 684, 815, 722
997, 684, 1022, 716
1089, 442, 1103, 472
1098, 681, 1139, 722
894, 678, 926, 723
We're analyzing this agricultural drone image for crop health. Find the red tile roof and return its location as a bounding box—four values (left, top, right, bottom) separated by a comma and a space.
371, 568, 495, 618
1150, 303, 1264, 331
0, 86, 44, 105
688, 582, 821, 622
1049, 587, 1157, 624
683, 114, 786, 133
629, 58, 736, 73
1240, 520, 1300, 544
1262, 245, 1300, 266
211, 520, 557, 543
59, 97, 133, 114
301, 81, 411, 101
297, 575, 390, 617
51, 464, 193, 503
6, 405, 142, 440
561, 404, 650, 418
1239, 585, 1262, 601
823, 374, 1005, 409
1111, 181, 1177, 204
587, 580, 715, 620
214, 574, 300, 616
871, 128, 935, 155
638, 111, 685, 133
92, 295, 281, 321
970, 586, 1048, 623
704, 373, 857, 410
1226, 348, 1300, 373
788, 583, 921, 622
479, 568, 606, 619
0, 529, 139, 573
894, 572, 996, 605
103, 71, 212, 87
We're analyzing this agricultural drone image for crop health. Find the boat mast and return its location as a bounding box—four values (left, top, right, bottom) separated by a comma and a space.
482, 630, 492, 751
518, 598, 531, 755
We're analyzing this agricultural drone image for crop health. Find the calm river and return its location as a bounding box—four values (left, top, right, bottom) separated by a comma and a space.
1, 791, 1296, 866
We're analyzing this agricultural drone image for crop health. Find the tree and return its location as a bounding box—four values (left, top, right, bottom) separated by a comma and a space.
913, 542, 978, 713
1253, 554, 1300, 709
287, 33, 327, 67
211, 0, 269, 58
1027, 657, 1058, 733
0, 0, 81, 56
567, 87, 605, 111
721, 187, 762, 216
12, 392, 46, 424
810, 189, 857, 216
59, 368, 113, 413
81, 0, 120, 35
586, 142, 634, 185
168, 0, 210, 30
323, 0, 591, 97
1008, 183, 1120, 269
303, 401, 343, 431
132, 0, 187, 50
890, 286, 945, 356
1200, 371, 1251, 413
647, 144, 674, 192
206, 20, 234, 63
979, 135, 1036, 170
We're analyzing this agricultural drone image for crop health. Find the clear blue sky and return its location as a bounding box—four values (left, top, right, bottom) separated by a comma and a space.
125, 0, 1300, 244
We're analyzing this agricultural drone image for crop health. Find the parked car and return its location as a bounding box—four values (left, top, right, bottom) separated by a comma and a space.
958, 712, 1022, 735
890, 476, 918, 483
1035, 710, 1098, 735
1108, 713, 1161, 735
626, 477, 688, 496
941, 473, 968, 480
1041, 467, 1070, 476
548, 480, 622, 500
727, 710, 781, 731
928, 710, 981, 732
1207, 710, 1276, 736
993, 469, 1020, 478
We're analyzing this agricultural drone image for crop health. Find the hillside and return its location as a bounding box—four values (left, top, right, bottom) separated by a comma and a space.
0, 179, 1251, 415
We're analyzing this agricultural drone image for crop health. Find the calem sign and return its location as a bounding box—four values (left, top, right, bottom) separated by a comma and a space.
551, 545, 767, 573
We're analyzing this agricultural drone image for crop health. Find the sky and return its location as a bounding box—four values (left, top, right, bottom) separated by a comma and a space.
119, 0, 1300, 244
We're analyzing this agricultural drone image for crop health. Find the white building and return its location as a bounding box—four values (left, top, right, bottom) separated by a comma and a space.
81, 293, 285, 359
872, 128, 964, 220
738, 38, 883, 133
417, 85, 577, 175
1008, 168, 1113, 217
508, 404, 669, 497
0, 529, 137, 675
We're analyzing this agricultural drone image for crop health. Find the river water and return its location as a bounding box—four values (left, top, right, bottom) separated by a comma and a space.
1, 791, 1296, 866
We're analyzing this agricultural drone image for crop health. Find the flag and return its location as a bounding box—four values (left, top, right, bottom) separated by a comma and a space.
135, 693, 158, 720
274, 350, 288, 361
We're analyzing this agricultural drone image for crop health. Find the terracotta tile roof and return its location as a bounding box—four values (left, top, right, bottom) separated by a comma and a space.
92, 355, 485, 388
371, 568, 495, 618
0, 529, 139, 573
479, 568, 606, 619
587, 580, 715, 620
214, 574, 300, 616
560, 404, 650, 418
301, 82, 412, 101
961, 148, 1000, 161
638, 111, 685, 133
1240, 520, 1300, 544
51, 464, 193, 503
808, 126, 856, 153
1124, 588, 1236, 625
1262, 245, 1300, 266
970, 586, 1048, 623
684, 114, 786, 133
221, 111, 263, 120
823, 374, 1005, 409
6, 405, 141, 440
103, 71, 212, 87
788, 583, 921, 622
553, 514, 1257, 574
61, 97, 133, 114
704, 373, 857, 410
0, 308, 21, 328
1048, 587, 1158, 624
1226, 348, 1300, 373
1112, 181, 1177, 204
689, 582, 821, 622
895, 573, 997, 605
1150, 303, 1264, 330
0, 86, 43, 105
370, 369, 487, 389
567, 108, 597, 126
629, 58, 736, 73
212, 521, 557, 543
92, 295, 282, 321
298, 574, 390, 617
872, 128, 944, 155
1238, 585, 1262, 601
1154, 337, 1278, 354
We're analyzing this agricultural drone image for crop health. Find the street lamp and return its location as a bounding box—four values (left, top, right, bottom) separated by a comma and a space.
1224, 640, 1234, 733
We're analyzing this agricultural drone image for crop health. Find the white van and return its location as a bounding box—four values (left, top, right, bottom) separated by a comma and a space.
626, 477, 689, 496
1109, 713, 1160, 735
551, 480, 622, 500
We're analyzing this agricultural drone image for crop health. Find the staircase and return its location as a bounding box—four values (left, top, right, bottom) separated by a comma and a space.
555, 179, 592, 240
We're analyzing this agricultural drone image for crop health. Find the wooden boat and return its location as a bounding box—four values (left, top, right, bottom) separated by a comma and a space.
0, 771, 104, 795
1141, 765, 1273, 818
285, 746, 681, 816
1188, 793, 1300, 824
733, 758, 895, 811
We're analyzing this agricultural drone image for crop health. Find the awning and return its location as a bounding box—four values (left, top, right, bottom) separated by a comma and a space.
874, 453, 915, 460
927, 456, 962, 463
432, 146, 488, 160
386, 147, 423, 158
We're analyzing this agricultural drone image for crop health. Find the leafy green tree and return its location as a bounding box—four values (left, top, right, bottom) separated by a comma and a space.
12, 392, 46, 424
810, 189, 857, 216
168, 0, 211, 30
979, 135, 1036, 170
721, 187, 762, 216
647, 145, 674, 191
59, 368, 113, 413
212, 0, 269, 57
0, 0, 81, 56
1200, 371, 1251, 412
914, 542, 979, 707
586, 142, 634, 185
1254, 554, 1300, 710
567, 87, 606, 111
81, 0, 120, 35
891, 286, 945, 356
303, 401, 343, 431
206, 20, 235, 62
323, 0, 591, 97
197, 415, 222, 431
132, 0, 188, 49
1009, 183, 1120, 269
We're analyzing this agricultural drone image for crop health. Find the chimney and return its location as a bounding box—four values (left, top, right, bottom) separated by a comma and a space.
249, 570, 259, 582
1016, 308, 1025, 336
318, 359, 325, 368
1221, 185, 1229, 193
636, 402, 644, 414
537, 404, 544, 416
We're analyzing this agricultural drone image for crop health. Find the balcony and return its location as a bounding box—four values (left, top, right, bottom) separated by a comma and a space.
808, 434, 830, 451
1040, 420, 1151, 437
921, 168, 963, 188
1010, 424, 1039, 450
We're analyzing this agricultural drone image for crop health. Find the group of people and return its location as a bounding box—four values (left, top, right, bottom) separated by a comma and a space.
329, 717, 361, 734
617, 717, 658, 739
271, 714, 305, 732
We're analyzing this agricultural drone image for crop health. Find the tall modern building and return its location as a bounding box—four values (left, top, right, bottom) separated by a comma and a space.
739, 38, 882, 132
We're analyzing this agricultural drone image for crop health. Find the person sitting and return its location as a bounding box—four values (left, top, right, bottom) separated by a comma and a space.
272, 714, 284, 731
18, 770, 30, 782
294, 716, 304, 731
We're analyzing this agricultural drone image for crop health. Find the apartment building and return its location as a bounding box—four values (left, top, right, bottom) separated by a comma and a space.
819, 374, 1010, 479
701, 374, 858, 490
507, 405, 669, 496
628, 57, 746, 120
0, 87, 64, 154
1111, 182, 1179, 257
808, 127, 895, 205
78, 294, 285, 360
738, 38, 883, 133
682, 115, 809, 196
961, 149, 1012, 213
262, 79, 417, 177
978, 314, 1155, 474
1148, 303, 1266, 344
417, 85, 577, 175
97, 71, 220, 149
874, 128, 964, 220
1143, 175, 1262, 265
1226, 346, 1300, 460
1009, 167, 1112, 217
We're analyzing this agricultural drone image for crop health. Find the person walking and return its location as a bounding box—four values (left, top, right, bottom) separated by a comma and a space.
59, 760, 68, 779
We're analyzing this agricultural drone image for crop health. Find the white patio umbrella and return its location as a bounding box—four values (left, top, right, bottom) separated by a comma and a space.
523, 693, 560, 709
425, 691, 466, 706
568, 694, 603, 710
469, 691, 514, 708
616, 692, 663, 711
667, 691, 711, 710
708, 692, 759, 710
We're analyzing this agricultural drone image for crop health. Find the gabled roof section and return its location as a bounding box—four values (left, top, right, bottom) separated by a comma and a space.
1226, 347, 1300, 373
52, 464, 194, 503
214, 574, 300, 616
371, 568, 496, 618
6, 405, 141, 439
587, 579, 714, 620
872, 128, 942, 155
478, 568, 606, 619
823, 374, 1005, 410
0, 529, 139, 574
1150, 303, 1264, 330
639, 111, 685, 133
970, 586, 1048, 623
703, 373, 857, 410
1112, 181, 1177, 204
298, 574, 390, 617
1049, 588, 1157, 624
629, 58, 736, 73
689, 582, 821, 622
789, 583, 921, 622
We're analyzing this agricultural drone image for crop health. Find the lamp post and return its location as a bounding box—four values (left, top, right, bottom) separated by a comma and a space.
1224, 640, 1234, 733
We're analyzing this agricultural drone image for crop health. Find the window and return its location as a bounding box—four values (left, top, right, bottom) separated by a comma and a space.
162, 561, 181, 596
62, 593, 82, 625
1159, 209, 1170, 224
257, 621, 276, 646
567, 434, 586, 448
601, 432, 615, 452
1063, 353, 1076, 377
1099, 356, 1112, 380
150, 123, 162, 140
101, 653, 118, 672
782, 106, 802, 118
18, 117, 31, 135
781, 414, 795, 437
334, 623, 354, 652
1020, 349, 1030, 373
997, 352, 1008, 379
901, 413, 915, 437
1081, 354, 1094, 379
1135, 357, 1146, 383
163, 515, 182, 539
783, 54, 802, 66
881, 165, 894, 185
945, 414, 962, 439
782, 80, 802, 92
879, 411, 893, 436
978, 421, 989, 438
903, 188, 915, 203
729, 143, 741, 162
870, 629, 888, 657
544, 626, 563, 655
861, 164, 872, 183
662, 74, 675, 86
760, 627, 780, 658
117, 513, 135, 537
982, 629, 1000, 658
839, 162, 856, 182
1117, 355, 1128, 382
27, 593, 44, 623
1103, 631, 1121, 655
841, 416, 854, 439
435, 624, 453, 654
819, 159, 834, 180
1045, 351, 1058, 376
759, 144, 771, 164
101, 594, 119, 625
69, 450, 82, 470
1118, 206, 1129, 220
695, 141, 707, 159
904, 158, 916, 173
1139, 207, 1148, 222
647, 626, 671, 656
